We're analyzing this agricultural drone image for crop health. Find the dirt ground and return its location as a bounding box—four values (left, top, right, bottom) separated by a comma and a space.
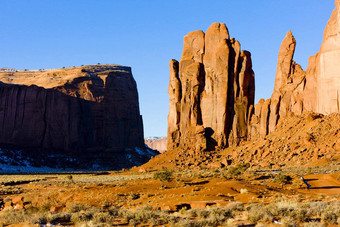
0, 165, 339, 226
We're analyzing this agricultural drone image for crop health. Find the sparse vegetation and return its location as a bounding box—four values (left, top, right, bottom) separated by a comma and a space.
227, 162, 250, 179
153, 169, 173, 188
0, 166, 338, 226
274, 173, 291, 188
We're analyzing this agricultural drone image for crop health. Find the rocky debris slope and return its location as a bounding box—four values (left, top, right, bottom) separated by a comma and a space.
142, 113, 340, 171
168, 23, 255, 151
249, 0, 340, 140
145, 137, 167, 153
222, 113, 340, 168
0, 65, 155, 170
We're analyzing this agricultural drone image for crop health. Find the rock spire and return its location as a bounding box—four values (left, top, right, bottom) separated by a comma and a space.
167, 23, 255, 151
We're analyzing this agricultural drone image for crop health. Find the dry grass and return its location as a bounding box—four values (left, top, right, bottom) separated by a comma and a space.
245, 200, 340, 225
0, 167, 338, 226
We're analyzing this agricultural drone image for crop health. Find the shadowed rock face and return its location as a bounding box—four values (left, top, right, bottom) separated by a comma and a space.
250, 0, 340, 140
167, 23, 255, 151
0, 65, 144, 155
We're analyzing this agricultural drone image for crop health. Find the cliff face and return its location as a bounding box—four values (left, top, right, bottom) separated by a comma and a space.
0, 65, 145, 156
168, 23, 255, 151
305, 0, 340, 114
250, 0, 340, 140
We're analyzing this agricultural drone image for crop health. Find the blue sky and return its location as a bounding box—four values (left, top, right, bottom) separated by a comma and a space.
0, 0, 335, 137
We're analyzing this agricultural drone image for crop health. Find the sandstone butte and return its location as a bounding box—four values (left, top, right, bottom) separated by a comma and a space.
168, 0, 340, 153
168, 23, 255, 152
249, 0, 340, 140
0, 64, 152, 169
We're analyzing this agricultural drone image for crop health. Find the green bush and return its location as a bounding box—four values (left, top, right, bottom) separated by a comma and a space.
153, 169, 173, 187
227, 163, 250, 178
274, 174, 290, 188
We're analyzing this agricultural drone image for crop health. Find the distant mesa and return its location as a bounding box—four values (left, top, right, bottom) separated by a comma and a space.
0, 64, 157, 170
145, 137, 167, 153
168, 23, 255, 151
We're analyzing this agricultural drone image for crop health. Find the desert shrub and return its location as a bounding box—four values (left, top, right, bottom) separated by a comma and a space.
0, 209, 27, 226
153, 169, 173, 187
161, 213, 177, 225
133, 207, 157, 222
321, 211, 338, 224
262, 212, 274, 222
255, 223, 267, 227
224, 218, 238, 227
40, 200, 54, 212
206, 216, 224, 226
25, 206, 40, 214
129, 218, 140, 227
108, 208, 119, 216
129, 193, 140, 200
292, 207, 311, 222
118, 209, 134, 221
68, 203, 91, 213
70, 211, 93, 223
227, 202, 244, 211
203, 208, 233, 226
306, 202, 329, 216
148, 217, 166, 226
303, 222, 325, 227
246, 205, 265, 223
274, 174, 291, 188
281, 216, 298, 227
227, 163, 250, 178
209, 207, 234, 219
292, 177, 305, 188
271, 200, 298, 217
246, 204, 274, 223
48, 212, 72, 224
30, 213, 48, 225
118, 207, 164, 225
92, 212, 114, 224
197, 209, 210, 219
171, 218, 212, 227
188, 209, 198, 218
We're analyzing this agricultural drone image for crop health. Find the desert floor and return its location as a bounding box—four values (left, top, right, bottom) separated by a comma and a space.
0, 165, 339, 226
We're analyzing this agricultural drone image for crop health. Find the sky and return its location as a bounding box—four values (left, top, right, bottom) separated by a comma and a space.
0, 0, 335, 137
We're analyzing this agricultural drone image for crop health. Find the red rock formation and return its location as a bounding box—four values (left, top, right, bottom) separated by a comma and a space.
249, 31, 307, 140
0, 65, 145, 155
304, 0, 340, 114
167, 23, 255, 151
250, 0, 340, 140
